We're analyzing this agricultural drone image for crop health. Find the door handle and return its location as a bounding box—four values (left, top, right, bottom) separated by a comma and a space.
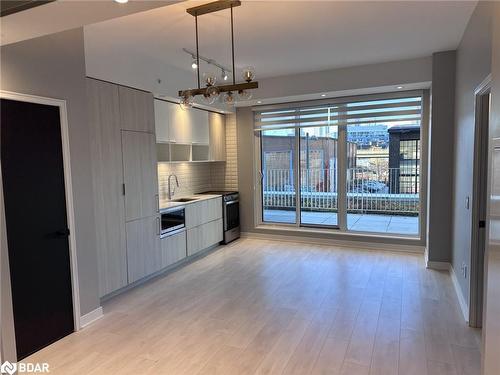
50, 228, 70, 239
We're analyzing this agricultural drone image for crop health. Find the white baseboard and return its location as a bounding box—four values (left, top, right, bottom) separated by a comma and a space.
79, 306, 103, 329
426, 260, 451, 271
241, 231, 424, 254
450, 266, 469, 323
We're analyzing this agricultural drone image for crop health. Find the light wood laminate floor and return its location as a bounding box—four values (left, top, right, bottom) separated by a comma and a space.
27, 238, 481, 375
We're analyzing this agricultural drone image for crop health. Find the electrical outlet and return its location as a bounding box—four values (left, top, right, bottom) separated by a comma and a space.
461, 263, 467, 279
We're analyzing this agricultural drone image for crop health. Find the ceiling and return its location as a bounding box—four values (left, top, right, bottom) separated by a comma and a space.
0, 0, 180, 46
84, 0, 477, 80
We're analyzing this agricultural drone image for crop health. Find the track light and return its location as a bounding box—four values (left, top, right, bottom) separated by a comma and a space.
191, 59, 198, 69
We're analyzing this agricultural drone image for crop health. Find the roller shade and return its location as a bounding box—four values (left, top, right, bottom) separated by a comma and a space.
254, 95, 423, 131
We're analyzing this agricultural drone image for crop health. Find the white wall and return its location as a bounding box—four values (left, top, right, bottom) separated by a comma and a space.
482, 3, 500, 374
1, 28, 100, 323
243, 56, 432, 105
452, 1, 493, 307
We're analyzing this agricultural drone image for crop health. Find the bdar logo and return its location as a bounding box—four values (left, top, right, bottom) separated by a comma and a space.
0, 361, 17, 375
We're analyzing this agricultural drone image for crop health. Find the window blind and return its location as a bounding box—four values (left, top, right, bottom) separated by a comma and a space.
254, 94, 423, 131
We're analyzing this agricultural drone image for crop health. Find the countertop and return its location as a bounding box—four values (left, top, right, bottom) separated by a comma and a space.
159, 194, 222, 212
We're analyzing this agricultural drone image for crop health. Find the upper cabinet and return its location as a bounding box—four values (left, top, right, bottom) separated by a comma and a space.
209, 112, 226, 161
119, 86, 155, 133
154, 99, 170, 142
154, 99, 225, 162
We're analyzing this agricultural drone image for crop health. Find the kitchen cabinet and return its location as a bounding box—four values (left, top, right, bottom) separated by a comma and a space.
160, 231, 187, 268
189, 108, 210, 144
87, 78, 128, 297
187, 219, 223, 256
119, 86, 155, 133
185, 197, 222, 229
154, 99, 170, 143
122, 131, 159, 221
126, 216, 161, 284
209, 112, 226, 161
156, 101, 209, 144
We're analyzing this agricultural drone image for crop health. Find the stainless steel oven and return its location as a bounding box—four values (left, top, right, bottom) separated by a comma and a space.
160, 206, 185, 238
201, 191, 240, 244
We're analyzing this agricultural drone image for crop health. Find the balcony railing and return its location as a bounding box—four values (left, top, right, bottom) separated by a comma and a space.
263, 167, 419, 215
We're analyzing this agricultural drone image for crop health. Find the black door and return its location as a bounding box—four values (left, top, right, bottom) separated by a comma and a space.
1, 98, 74, 360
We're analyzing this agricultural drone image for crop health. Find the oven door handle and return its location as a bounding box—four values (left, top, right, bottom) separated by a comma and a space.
225, 200, 239, 205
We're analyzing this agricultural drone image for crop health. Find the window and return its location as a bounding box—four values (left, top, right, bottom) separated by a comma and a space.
255, 92, 425, 237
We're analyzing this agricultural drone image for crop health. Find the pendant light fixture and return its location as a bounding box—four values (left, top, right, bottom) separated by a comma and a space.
178, 0, 258, 109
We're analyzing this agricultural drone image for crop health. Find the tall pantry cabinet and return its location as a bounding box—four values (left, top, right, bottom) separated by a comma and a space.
87, 78, 160, 297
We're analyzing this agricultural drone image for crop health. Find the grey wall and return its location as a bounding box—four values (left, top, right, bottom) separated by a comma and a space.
427, 51, 456, 262
452, 1, 493, 304
253, 56, 432, 102
0, 28, 100, 317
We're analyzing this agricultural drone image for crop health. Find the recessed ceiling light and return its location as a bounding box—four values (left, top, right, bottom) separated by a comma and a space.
396, 86, 404, 89
114, 0, 128, 3
321, 94, 326, 97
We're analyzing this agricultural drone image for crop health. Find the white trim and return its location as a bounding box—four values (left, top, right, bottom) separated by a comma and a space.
79, 307, 103, 329
450, 265, 470, 323
241, 231, 424, 254
0, 90, 82, 331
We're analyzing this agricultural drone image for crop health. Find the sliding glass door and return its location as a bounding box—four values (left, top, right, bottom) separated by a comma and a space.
256, 92, 424, 237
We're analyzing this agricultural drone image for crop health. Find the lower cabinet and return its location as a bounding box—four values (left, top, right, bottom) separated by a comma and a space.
160, 230, 187, 268
126, 216, 161, 283
187, 218, 223, 256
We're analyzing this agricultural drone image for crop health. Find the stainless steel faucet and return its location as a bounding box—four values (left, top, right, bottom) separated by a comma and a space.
167, 174, 179, 200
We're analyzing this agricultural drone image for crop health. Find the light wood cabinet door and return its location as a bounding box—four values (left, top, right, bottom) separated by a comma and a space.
119, 86, 155, 133
185, 197, 222, 229
87, 78, 128, 297
209, 112, 226, 161
154, 99, 170, 142
160, 231, 187, 268
187, 219, 223, 256
122, 131, 159, 221
126, 216, 161, 283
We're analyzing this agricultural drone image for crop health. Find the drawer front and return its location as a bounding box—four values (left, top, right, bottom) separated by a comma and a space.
160, 230, 187, 268
185, 197, 222, 229
187, 219, 223, 256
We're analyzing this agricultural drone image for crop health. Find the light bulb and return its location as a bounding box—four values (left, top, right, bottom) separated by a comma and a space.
221, 70, 228, 81
114, 0, 128, 3
203, 86, 220, 105
222, 92, 236, 108
238, 89, 253, 101
191, 59, 198, 69
179, 94, 194, 110
242, 66, 255, 82
203, 72, 217, 86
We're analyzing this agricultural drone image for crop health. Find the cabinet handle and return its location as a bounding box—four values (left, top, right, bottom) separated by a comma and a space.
155, 194, 159, 213
156, 217, 160, 236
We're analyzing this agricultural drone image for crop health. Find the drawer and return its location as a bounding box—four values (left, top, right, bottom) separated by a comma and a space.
185, 197, 222, 229
186, 218, 223, 256
160, 230, 187, 268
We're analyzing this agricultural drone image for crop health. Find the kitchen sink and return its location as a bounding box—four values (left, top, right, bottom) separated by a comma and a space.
171, 197, 199, 202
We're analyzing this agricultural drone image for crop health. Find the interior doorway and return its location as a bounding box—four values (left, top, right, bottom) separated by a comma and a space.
0, 92, 80, 359
470, 75, 491, 328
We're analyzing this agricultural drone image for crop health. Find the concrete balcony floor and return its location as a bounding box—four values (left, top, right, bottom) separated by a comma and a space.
263, 209, 419, 235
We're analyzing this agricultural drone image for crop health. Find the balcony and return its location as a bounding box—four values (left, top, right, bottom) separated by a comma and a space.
263, 167, 419, 235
